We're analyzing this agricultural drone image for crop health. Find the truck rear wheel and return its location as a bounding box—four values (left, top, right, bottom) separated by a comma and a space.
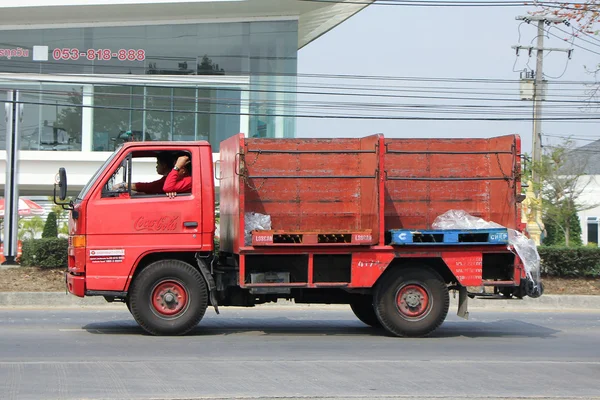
374, 267, 449, 337
129, 260, 208, 336
350, 296, 381, 328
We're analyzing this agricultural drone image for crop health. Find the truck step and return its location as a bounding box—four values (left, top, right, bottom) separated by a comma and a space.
251, 230, 374, 246
467, 292, 515, 300
389, 228, 509, 246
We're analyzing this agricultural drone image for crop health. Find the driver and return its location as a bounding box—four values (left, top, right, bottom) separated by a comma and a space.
163, 154, 192, 198
126, 152, 176, 194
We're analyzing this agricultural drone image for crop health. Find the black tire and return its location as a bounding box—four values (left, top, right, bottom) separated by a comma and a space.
129, 259, 208, 336
374, 267, 449, 337
350, 297, 381, 328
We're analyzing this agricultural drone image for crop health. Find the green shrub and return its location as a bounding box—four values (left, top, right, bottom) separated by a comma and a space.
42, 212, 58, 238
21, 238, 68, 268
542, 213, 583, 247
539, 246, 600, 277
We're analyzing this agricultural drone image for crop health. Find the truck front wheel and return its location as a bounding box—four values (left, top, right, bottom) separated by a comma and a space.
129, 260, 208, 336
374, 267, 449, 337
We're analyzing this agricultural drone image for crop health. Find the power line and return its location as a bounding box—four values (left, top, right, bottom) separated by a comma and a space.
3, 64, 600, 84
4, 82, 600, 106
553, 25, 600, 49
299, 0, 591, 9
545, 134, 600, 142
3, 96, 600, 121
544, 26, 600, 56
4, 79, 597, 100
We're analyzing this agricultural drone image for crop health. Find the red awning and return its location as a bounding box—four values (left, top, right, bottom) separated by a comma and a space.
0, 198, 45, 218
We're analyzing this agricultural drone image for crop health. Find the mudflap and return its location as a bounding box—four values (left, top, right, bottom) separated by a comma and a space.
457, 286, 469, 320
195, 254, 220, 315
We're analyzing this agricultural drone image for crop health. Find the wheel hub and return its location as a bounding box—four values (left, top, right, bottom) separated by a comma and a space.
396, 284, 430, 318
151, 281, 188, 316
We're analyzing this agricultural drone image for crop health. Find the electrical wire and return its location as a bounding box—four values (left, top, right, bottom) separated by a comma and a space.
554, 25, 600, 48
540, 25, 574, 79
299, 0, 596, 10
544, 26, 600, 56
299, 0, 585, 10
5, 83, 600, 106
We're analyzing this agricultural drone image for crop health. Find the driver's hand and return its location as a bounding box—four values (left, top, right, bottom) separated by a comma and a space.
114, 182, 126, 190
167, 192, 177, 199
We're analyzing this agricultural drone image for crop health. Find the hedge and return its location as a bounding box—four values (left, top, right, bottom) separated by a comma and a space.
538, 246, 600, 278
21, 238, 68, 268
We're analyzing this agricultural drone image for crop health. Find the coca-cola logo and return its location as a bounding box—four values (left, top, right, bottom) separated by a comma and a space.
134, 216, 179, 232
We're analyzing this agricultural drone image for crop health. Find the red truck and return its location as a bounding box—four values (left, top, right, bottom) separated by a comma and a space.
55, 133, 541, 337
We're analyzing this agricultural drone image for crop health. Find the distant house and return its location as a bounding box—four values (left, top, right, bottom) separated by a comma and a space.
571, 140, 600, 246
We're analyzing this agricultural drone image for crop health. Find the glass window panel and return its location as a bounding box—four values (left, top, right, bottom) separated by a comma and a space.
145, 86, 172, 142
588, 222, 598, 245
0, 88, 5, 150
210, 88, 240, 152
93, 85, 143, 151
172, 87, 196, 142
197, 23, 247, 75
146, 25, 198, 76
0, 83, 42, 150
197, 88, 211, 142
86, 25, 147, 75
20, 88, 42, 151
249, 20, 298, 139
36, 84, 82, 151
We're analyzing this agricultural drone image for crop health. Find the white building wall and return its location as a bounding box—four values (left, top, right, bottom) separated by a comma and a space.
577, 174, 600, 246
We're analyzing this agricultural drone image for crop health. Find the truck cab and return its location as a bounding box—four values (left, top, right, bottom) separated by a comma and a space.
64, 141, 215, 298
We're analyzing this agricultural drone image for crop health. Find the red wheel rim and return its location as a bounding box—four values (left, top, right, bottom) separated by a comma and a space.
396, 284, 430, 318
151, 280, 188, 316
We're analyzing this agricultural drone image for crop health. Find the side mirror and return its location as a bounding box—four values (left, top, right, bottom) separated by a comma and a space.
58, 167, 68, 200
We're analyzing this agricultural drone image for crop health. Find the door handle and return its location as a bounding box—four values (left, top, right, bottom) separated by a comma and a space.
184, 221, 198, 228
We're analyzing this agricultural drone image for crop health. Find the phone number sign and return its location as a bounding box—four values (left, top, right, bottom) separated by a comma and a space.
53, 48, 146, 61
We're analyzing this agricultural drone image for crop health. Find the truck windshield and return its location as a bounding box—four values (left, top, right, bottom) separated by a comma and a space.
76, 146, 122, 201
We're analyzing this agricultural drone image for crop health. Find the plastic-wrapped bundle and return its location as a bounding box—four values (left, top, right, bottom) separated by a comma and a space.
244, 212, 272, 245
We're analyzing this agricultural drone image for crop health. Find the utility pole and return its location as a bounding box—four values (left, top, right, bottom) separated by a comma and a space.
513, 15, 572, 192
532, 17, 546, 189
512, 15, 572, 245
3, 90, 23, 265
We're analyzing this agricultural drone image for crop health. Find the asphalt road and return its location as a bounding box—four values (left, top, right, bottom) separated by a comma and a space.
0, 305, 599, 400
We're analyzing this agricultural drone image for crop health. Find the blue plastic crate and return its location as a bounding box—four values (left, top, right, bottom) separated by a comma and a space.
389, 228, 509, 245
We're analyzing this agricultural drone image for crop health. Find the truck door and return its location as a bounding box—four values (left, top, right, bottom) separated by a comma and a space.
84, 147, 203, 291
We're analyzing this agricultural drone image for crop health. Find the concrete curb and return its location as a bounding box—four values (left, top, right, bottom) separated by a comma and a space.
0, 292, 599, 310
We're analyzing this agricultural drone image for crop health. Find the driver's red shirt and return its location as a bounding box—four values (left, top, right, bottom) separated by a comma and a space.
134, 176, 166, 194
163, 170, 192, 193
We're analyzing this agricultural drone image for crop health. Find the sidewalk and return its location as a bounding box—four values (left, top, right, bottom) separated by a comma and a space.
0, 292, 599, 310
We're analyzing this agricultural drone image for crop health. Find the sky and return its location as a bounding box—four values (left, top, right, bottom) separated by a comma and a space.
297, 2, 600, 155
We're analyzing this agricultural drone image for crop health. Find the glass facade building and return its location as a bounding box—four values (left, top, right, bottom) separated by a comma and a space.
0, 20, 298, 152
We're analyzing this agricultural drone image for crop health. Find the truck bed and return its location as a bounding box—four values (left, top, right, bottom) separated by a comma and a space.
219, 134, 521, 254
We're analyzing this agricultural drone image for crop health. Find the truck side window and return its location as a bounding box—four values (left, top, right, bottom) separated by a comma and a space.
130, 156, 168, 196
100, 150, 192, 198
101, 156, 131, 198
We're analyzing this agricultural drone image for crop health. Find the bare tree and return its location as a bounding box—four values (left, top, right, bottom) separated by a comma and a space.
533, 1, 600, 98
534, 1, 600, 33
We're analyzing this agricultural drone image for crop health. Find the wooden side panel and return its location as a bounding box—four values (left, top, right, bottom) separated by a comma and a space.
384, 135, 519, 231
241, 136, 381, 244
